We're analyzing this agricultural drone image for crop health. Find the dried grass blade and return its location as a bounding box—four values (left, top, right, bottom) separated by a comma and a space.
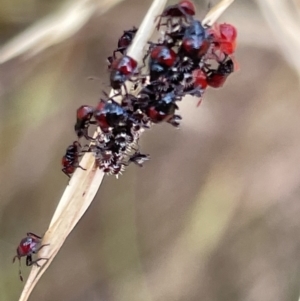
202, 0, 235, 27
0, 0, 125, 64
255, 0, 300, 76
18, 0, 168, 300
18, 0, 235, 300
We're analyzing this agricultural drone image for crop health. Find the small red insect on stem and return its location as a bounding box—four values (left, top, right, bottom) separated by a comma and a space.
206, 57, 234, 88
13, 232, 49, 281
155, 0, 196, 30
75, 105, 96, 140
62, 141, 86, 178
209, 23, 237, 55
109, 55, 138, 93
113, 27, 138, 59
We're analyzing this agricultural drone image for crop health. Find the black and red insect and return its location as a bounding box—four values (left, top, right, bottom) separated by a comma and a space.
109, 55, 138, 92
145, 90, 181, 126
163, 23, 187, 48
112, 27, 138, 59
148, 45, 177, 67
146, 45, 177, 81
182, 68, 208, 98
62, 141, 86, 177
94, 99, 128, 132
209, 23, 237, 56
179, 20, 211, 62
155, 0, 196, 30
13, 232, 49, 281
75, 105, 96, 140
206, 57, 234, 88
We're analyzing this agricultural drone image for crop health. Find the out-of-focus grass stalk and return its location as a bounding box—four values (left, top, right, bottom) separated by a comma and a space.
202, 0, 234, 26
0, 0, 125, 64
257, 2, 300, 301
256, 0, 300, 78
18, 0, 235, 300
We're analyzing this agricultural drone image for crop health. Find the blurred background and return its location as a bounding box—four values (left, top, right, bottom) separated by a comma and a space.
1, 0, 300, 300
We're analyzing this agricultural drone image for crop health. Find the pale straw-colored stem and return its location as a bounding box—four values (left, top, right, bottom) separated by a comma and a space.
18, 0, 167, 300
18, 0, 235, 300
255, 0, 300, 78
0, 0, 125, 64
202, 0, 234, 27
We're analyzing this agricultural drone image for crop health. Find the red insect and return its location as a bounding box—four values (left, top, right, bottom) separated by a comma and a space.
150, 45, 177, 67
75, 105, 96, 140
183, 69, 207, 106
109, 55, 138, 92
193, 69, 208, 90
180, 20, 211, 60
94, 99, 128, 132
209, 23, 237, 55
155, 0, 196, 30
13, 232, 49, 281
146, 91, 180, 126
145, 45, 177, 81
206, 57, 234, 88
62, 141, 86, 177
113, 27, 138, 58
193, 69, 207, 107
163, 23, 187, 48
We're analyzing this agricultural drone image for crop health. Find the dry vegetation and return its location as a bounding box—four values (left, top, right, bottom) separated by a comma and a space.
1, 0, 300, 301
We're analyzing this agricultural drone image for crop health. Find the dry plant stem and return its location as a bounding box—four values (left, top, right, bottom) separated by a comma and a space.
18, 0, 167, 301
18, 0, 235, 300
202, 0, 235, 27
0, 0, 125, 64
255, 0, 300, 77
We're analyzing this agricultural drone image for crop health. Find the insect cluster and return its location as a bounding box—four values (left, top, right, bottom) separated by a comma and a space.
13, 0, 237, 283
62, 0, 238, 178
